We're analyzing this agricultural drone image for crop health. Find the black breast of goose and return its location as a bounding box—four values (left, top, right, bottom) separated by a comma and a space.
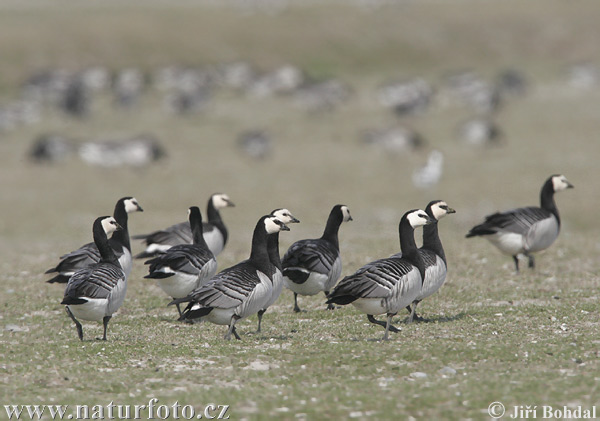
134, 193, 234, 258
256, 208, 300, 333
172, 215, 289, 340
326, 209, 434, 340
282, 204, 352, 313
466, 174, 573, 272
61, 216, 126, 341
143, 206, 217, 317
405, 200, 455, 322
46, 197, 143, 283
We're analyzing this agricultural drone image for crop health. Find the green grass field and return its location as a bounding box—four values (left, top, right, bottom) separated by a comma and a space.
1, 0, 600, 419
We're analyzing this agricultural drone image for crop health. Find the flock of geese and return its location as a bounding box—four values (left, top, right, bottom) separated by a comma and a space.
46, 175, 573, 341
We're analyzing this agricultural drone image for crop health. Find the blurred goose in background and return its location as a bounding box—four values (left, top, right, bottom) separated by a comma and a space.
237, 130, 272, 160
360, 126, 424, 154
61, 216, 126, 341
282, 204, 352, 312
144, 207, 217, 317
28, 133, 75, 163
78, 134, 165, 168
326, 209, 434, 340
466, 174, 573, 272
173, 215, 290, 340
135, 193, 235, 258
257, 208, 300, 333
46, 197, 143, 284
457, 118, 503, 147
412, 150, 444, 190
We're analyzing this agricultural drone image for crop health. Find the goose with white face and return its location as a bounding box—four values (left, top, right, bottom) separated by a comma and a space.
340, 205, 353, 223
101, 217, 122, 235
124, 197, 143, 213
552, 175, 574, 192
265, 217, 290, 234
430, 201, 456, 221
213, 193, 235, 209
407, 210, 435, 228
271, 209, 300, 225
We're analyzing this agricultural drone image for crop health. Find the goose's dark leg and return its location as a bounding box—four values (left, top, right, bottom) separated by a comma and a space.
325, 291, 335, 310
225, 315, 241, 340
102, 316, 112, 341
293, 293, 301, 313
65, 307, 83, 341
528, 255, 535, 269
232, 326, 241, 340
513, 256, 520, 273
257, 309, 265, 333
408, 301, 422, 323
368, 314, 400, 333
175, 302, 182, 318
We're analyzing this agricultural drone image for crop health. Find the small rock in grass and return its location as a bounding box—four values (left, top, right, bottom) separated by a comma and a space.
439, 366, 457, 376
410, 372, 428, 379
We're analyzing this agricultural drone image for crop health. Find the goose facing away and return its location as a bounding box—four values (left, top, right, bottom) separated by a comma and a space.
256, 208, 300, 333
144, 207, 217, 316
405, 200, 456, 322
46, 197, 143, 284
326, 209, 434, 340
172, 215, 289, 340
134, 193, 235, 258
282, 205, 352, 313
466, 175, 573, 272
61, 216, 126, 341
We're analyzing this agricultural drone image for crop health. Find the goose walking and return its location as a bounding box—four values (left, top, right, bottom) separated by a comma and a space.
135, 193, 234, 258
144, 207, 217, 316
172, 215, 289, 340
257, 208, 300, 333
466, 174, 573, 272
326, 209, 434, 340
405, 200, 455, 322
46, 197, 143, 283
61, 216, 126, 341
282, 205, 352, 312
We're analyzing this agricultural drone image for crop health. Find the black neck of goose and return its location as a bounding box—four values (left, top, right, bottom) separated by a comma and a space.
249, 220, 273, 275
110, 200, 130, 251
399, 219, 426, 280
190, 211, 209, 249
423, 221, 446, 264
207, 198, 228, 244
94, 222, 119, 265
540, 179, 560, 226
267, 233, 282, 270
321, 209, 342, 250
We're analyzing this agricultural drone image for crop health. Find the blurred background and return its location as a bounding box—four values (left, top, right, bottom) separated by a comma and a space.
1, 0, 599, 265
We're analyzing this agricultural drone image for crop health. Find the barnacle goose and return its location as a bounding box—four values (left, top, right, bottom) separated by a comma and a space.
326, 209, 434, 340
282, 204, 352, 312
466, 174, 573, 272
46, 197, 143, 284
144, 207, 217, 317
135, 193, 234, 258
405, 200, 456, 322
61, 216, 126, 341
172, 215, 289, 340
256, 208, 300, 333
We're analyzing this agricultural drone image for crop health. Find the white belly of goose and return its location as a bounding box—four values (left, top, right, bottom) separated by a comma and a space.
106, 278, 128, 315
67, 299, 109, 322
157, 272, 201, 299
264, 268, 283, 309
486, 232, 526, 256
415, 256, 447, 302
203, 228, 225, 256
118, 248, 133, 278
525, 216, 559, 253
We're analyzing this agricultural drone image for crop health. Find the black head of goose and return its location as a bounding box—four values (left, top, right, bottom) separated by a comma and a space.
172, 215, 289, 340
466, 174, 573, 272
256, 208, 300, 333
45, 197, 143, 284
144, 206, 217, 317
406, 200, 455, 323
326, 209, 434, 340
133, 192, 234, 258
282, 204, 352, 313
61, 216, 126, 341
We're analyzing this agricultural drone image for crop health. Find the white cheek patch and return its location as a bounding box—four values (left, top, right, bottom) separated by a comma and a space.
213, 194, 231, 209
264, 218, 281, 234
552, 175, 570, 192
101, 217, 118, 235
124, 198, 140, 213
407, 211, 428, 228
341, 206, 352, 222
431, 202, 447, 220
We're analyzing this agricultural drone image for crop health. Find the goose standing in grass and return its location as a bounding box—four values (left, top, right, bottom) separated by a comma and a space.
135, 193, 234, 258
405, 200, 456, 322
46, 197, 143, 284
61, 216, 126, 341
172, 215, 290, 340
466, 174, 573, 272
282, 205, 352, 312
326, 209, 434, 340
256, 208, 300, 333
143, 207, 217, 317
